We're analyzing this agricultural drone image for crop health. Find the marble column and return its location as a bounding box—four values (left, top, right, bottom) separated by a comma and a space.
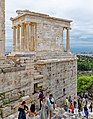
23, 23, 26, 52
33, 23, 36, 51
61, 28, 64, 52
26, 23, 30, 52
21, 23, 24, 51
31, 23, 36, 51
66, 28, 70, 52
29, 23, 32, 51
17, 25, 20, 52
61, 27, 64, 43
13, 26, 16, 52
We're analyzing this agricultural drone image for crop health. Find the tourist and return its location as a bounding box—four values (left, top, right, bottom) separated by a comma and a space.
84, 105, 88, 119
18, 101, 28, 119
64, 97, 69, 111
47, 94, 55, 119
80, 100, 84, 111
73, 97, 77, 108
78, 97, 81, 112
40, 97, 48, 119
27, 104, 37, 119
68, 96, 72, 104
85, 97, 88, 106
82, 97, 85, 104
89, 102, 92, 112
65, 97, 69, 106
38, 90, 44, 110
70, 103, 74, 113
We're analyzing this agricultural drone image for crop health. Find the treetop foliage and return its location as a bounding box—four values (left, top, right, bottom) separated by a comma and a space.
77, 76, 93, 94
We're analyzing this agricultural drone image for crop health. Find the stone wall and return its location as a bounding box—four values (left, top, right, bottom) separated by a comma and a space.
36, 56, 77, 101
0, 54, 35, 118
0, 0, 5, 59
36, 19, 64, 52
0, 53, 77, 118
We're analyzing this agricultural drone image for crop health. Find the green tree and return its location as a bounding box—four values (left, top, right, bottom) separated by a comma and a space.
77, 55, 93, 71
77, 76, 93, 94
78, 62, 93, 71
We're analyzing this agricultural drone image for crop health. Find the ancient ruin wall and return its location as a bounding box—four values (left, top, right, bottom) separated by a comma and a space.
0, 55, 35, 118
36, 57, 77, 101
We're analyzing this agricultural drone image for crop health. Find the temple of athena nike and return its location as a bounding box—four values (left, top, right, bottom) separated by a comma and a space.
0, 0, 77, 118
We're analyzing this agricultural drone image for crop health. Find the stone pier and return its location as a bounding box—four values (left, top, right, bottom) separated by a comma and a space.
0, 0, 5, 60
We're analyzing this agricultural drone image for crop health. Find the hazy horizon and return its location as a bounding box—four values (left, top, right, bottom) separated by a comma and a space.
5, 42, 93, 54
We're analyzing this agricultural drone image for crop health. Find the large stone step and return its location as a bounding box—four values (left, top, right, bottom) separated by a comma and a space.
34, 69, 43, 80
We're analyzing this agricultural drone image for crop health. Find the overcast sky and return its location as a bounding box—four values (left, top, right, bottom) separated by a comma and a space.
5, 0, 93, 52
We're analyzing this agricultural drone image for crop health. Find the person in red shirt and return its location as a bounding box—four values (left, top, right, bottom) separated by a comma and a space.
70, 103, 74, 113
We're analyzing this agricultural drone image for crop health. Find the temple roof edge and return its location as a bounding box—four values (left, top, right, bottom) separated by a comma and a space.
10, 10, 72, 23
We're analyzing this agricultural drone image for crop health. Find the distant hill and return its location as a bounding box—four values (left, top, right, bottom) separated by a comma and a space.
5, 45, 93, 54
71, 46, 93, 54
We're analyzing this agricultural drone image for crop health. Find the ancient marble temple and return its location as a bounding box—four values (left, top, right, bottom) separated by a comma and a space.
0, 1, 77, 118
11, 10, 70, 55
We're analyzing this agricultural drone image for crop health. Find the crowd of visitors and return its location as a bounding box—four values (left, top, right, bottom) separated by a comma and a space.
18, 91, 55, 119
17, 91, 93, 119
64, 95, 92, 119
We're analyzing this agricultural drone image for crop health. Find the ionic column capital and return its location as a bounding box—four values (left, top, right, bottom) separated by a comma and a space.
63, 27, 71, 30
16, 24, 21, 28
20, 22, 25, 26
66, 27, 71, 30
12, 26, 17, 29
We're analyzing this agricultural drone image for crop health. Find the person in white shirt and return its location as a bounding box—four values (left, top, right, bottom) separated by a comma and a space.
47, 94, 55, 119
